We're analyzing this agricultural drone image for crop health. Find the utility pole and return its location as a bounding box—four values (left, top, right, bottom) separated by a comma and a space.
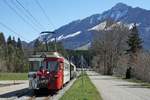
81, 55, 86, 98
81, 55, 84, 87
43, 36, 48, 51
54, 37, 57, 51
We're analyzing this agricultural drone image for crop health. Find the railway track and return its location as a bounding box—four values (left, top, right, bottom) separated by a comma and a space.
28, 96, 36, 100
0, 78, 77, 100
26, 89, 57, 100
27, 74, 79, 100
28, 95, 54, 100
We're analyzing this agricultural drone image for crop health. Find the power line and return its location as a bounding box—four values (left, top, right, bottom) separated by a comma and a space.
10, 0, 40, 32
3, 0, 39, 33
35, 0, 55, 29
12, 0, 41, 30
0, 22, 30, 41
15, 0, 44, 30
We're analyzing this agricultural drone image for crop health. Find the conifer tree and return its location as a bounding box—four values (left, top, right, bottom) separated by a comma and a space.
0, 32, 6, 71
127, 23, 143, 54
12, 37, 17, 47
0, 32, 6, 47
0, 32, 6, 58
17, 38, 22, 50
16, 38, 24, 72
6, 36, 14, 71
126, 23, 143, 78
0, 34, 27, 72
34, 39, 43, 53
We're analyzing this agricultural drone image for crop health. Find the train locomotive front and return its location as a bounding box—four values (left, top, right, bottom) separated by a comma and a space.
28, 52, 70, 91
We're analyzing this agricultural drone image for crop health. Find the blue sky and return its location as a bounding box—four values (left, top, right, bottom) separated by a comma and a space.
0, 0, 149, 42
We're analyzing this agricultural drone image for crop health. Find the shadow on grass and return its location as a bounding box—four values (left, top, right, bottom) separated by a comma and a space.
116, 83, 150, 89
90, 77, 120, 81
87, 74, 100, 76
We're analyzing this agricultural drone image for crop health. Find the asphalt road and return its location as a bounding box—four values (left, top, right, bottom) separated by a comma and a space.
88, 71, 150, 100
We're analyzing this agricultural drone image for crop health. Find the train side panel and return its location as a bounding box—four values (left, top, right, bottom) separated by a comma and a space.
63, 60, 70, 84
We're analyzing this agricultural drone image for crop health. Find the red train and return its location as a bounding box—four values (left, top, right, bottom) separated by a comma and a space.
28, 52, 76, 92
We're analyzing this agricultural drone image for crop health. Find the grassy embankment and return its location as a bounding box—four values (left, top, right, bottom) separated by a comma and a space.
0, 73, 28, 80
60, 73, 102, 100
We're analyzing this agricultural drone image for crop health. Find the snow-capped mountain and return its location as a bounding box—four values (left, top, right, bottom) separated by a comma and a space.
35, 3, 150, 49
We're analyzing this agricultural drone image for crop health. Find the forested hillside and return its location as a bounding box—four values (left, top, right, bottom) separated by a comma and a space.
0, 32, 28, 72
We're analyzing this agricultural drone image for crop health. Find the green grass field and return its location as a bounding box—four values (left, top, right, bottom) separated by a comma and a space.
60, 73, 102, 100
0, 73, 28, 80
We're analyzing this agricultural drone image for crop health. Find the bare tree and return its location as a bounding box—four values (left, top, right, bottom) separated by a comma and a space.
133, 51, 150, 82
91, 23, 130, 75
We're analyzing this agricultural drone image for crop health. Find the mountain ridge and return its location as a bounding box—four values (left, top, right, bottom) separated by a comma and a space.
29, 2, 150, 50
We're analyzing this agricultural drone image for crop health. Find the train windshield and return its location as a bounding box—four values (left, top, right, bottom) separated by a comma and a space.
47, 61, 58, 72
29, 61, 45, 71
29, 61, 40, 71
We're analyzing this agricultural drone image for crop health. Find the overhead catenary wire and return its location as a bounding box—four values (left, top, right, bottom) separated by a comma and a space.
15, 0, 45, 30
12, 0, 41, 30
35, 0, 55, 29
10, 0, 40, 32
3, 0, 39, 33
0, 22, 30, 41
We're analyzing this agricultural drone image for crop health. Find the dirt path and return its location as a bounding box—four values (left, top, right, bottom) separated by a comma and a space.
87, 71, 150, 100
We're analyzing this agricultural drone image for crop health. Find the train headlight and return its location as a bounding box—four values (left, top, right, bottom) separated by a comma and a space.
47, 71, 49, 74
54, 74, 59, 78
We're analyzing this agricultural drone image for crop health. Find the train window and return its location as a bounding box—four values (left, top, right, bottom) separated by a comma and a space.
41, 61, 46, 69
47, 61, 58, 72
64, 63, 69, 70
29, 61, 40, 71
70, 65, 74, 71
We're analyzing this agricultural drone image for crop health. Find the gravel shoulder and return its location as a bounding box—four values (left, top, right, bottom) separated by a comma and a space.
87, 71, 150, 100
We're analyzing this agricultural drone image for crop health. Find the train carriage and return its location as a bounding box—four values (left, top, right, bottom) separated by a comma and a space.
28, 52, 72, 92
